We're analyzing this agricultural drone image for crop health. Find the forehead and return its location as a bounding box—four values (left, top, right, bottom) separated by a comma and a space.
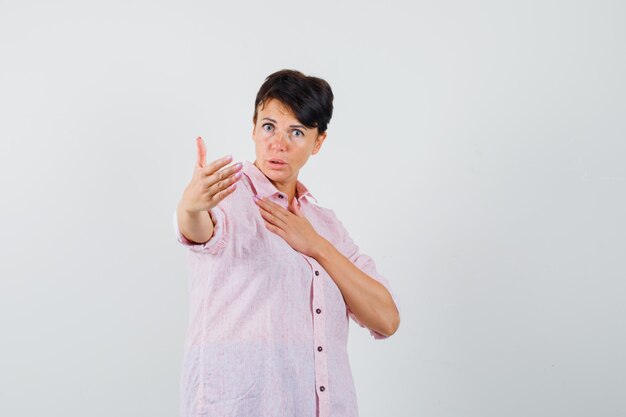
258, 99, 299, 122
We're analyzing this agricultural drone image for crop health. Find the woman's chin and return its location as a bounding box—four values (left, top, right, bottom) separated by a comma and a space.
267, 172, 288, 183
261, 163, 288, 177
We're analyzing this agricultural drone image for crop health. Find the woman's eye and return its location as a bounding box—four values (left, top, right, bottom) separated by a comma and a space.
262, 123, 273, 132
292, 130, 304, 137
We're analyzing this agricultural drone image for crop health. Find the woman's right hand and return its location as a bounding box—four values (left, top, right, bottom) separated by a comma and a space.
179, 137, 243, 214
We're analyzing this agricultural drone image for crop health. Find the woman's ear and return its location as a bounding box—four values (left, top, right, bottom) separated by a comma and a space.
311, 132, 327, 155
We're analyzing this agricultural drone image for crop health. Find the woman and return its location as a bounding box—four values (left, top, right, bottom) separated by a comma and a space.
174, 69, 400, 417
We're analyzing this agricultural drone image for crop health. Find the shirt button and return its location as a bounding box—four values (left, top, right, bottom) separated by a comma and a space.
315, 270, 319, 276
315, 308, 321, 314
317, 346, 323, 352
278, 194, 284, 199
319, 386, 325, 392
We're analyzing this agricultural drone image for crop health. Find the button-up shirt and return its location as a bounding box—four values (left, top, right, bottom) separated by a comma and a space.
173, 160, 398, 417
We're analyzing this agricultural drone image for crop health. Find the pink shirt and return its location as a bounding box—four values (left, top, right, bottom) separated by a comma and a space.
173, 160, 398, 417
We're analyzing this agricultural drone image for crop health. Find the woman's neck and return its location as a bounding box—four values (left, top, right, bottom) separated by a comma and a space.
254, 160, 298, 204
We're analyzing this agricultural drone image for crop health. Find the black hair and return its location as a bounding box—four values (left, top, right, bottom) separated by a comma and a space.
253, 69, 334, 135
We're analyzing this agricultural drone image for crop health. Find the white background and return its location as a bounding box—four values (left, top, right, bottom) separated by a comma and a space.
1, 1, 625, 416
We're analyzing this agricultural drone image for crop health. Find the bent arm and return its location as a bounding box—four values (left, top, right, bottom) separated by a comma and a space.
313, 238, 400, 337
176, 203, 215, 244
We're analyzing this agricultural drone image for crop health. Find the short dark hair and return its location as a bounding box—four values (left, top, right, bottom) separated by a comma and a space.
253, 69, 334, 134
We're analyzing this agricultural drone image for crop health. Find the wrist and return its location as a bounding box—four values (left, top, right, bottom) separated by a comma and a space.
178, 202, 202, 218
312, 236, 333, 261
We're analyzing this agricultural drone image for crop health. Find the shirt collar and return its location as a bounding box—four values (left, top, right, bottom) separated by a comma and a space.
241, 160, 318, 204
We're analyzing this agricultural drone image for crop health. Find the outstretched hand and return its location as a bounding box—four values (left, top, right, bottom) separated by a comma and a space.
254, 196, 325, 257
180, 136, 243, 214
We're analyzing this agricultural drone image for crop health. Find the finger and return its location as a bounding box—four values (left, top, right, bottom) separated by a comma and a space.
255, 197, 283, 212
206, 168, 242, 196
263, 198, 290, 218
258, 204, 287, 227
263, 219, 285, 238
201, 155, 236, 177
289, 198, 300, 215
205, 162, 243, 188
208, 182, 238, 205
196, 137, 207, 168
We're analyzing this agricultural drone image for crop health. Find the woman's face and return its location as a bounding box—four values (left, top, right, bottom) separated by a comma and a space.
252, 98, 326, 187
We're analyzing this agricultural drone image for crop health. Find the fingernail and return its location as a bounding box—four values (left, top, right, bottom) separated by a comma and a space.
253, 195, 260, 202
224, 155, 233, 161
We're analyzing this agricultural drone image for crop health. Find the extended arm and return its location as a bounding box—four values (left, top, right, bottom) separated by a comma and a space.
177, 205, 215, 244
177, 136, 242, 244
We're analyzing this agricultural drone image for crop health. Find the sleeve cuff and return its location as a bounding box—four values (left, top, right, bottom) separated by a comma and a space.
172, 208, 228, 255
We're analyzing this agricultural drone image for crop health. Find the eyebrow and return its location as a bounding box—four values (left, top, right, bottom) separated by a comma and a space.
262, 117, 308, 130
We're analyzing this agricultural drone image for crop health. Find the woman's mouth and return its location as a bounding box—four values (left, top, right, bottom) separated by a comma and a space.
268, 159, 287, 169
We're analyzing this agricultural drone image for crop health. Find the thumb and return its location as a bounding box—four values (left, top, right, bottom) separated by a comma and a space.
289, 198, 301, 216
196, 136, 206, 168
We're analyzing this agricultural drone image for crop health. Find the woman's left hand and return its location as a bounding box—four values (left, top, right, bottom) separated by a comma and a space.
255, 196, 324, 257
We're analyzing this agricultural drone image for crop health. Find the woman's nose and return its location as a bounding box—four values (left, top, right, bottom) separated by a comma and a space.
270, 130, 288, 150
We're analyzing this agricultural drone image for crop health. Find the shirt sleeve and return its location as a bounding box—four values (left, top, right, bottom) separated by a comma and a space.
172, 207, 228, 255
333, 212, 401, 340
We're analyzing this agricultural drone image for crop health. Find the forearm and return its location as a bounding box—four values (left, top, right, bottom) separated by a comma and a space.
314, 238, 400, 337
176, 202, 215, 244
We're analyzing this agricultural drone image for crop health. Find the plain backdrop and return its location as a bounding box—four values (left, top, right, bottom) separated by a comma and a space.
1, 1, 625, 416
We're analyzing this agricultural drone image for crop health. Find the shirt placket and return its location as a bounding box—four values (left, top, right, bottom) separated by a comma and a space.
307, 257, 330, 417
272, 192, 330, 415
